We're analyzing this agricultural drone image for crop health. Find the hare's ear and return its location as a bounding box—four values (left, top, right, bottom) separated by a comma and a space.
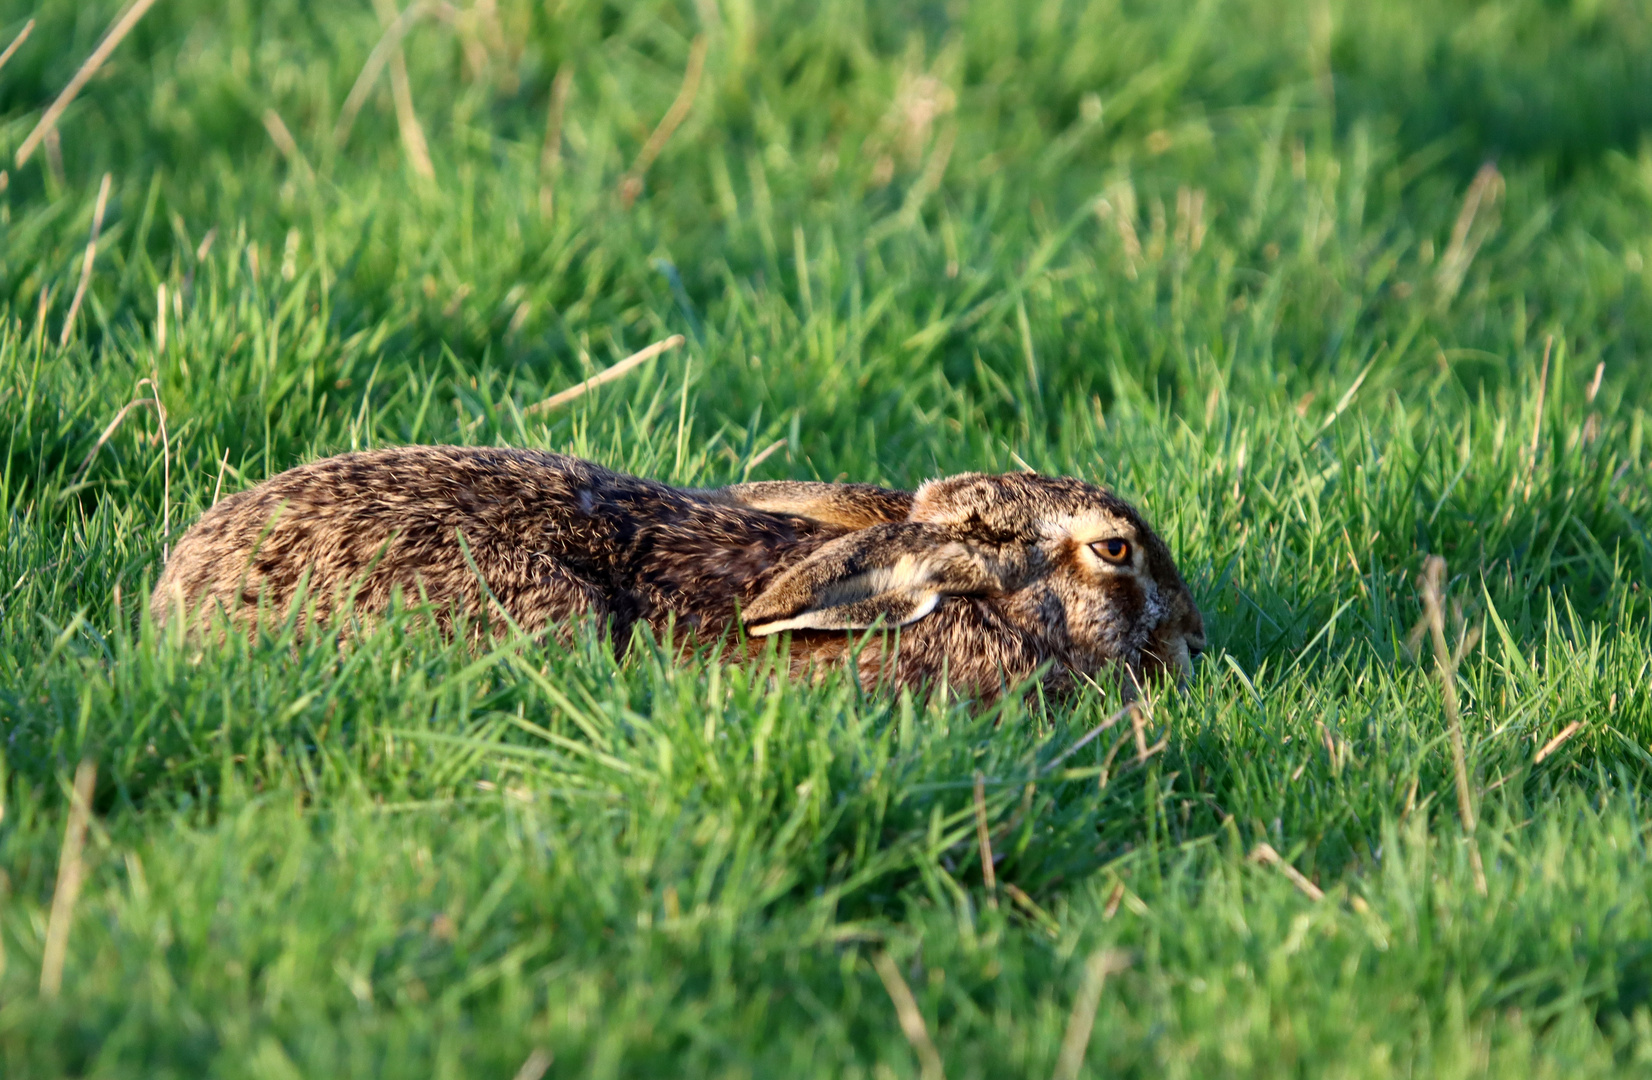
743, 524, 1005, 635
709, 480, 913, 530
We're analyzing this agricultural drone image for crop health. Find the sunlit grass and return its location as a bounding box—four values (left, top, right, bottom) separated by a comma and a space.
1, 0, 1650, 1075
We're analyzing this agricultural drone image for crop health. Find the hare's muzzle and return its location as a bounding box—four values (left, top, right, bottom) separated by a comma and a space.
1162, 635, 1195, 685
1142, 609, 1205, 689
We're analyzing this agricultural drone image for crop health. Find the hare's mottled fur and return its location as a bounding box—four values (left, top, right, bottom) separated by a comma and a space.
152, 447, 1204, 696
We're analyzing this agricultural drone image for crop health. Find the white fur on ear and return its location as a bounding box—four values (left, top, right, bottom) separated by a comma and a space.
742, 524, 1004, 636
747, 590, 938, 636
748, 551, 945, 634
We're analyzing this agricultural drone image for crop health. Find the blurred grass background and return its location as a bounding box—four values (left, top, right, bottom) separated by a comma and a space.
0, 0, 1650, 1075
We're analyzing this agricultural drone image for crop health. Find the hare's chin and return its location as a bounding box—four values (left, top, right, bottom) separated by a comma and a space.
1125, 636, 1195, 695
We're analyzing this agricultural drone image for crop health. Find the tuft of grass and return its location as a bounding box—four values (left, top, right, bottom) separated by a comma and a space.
0, 0, 1650, 1075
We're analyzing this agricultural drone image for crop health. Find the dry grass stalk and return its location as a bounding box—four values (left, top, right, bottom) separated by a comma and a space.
1419, 555, 1488, 895
262, 109, 315, 184
525, 335, 684, 415
33, 283, 51, 344
1433, 162, 1504, 307
0, 18, 34, 75
473, 0, 506, 57
75, 392, 155, 480
1130, 698, 1150, 764
511, 1048, 553, 1080
385, 47, 433, 179
888, 72, 956, 164
1317, 719, 1351, 777
973, 771, 998, 909
155, 283, 167, 353
744, 437, 787, 473
1092, 731, 1126, 789
539, 65, 574, 218
211, 447, 230, 506
1005, 882, 1059, 935
334, 0, 434, 148
1581, 361, 1606, 446
619, 35, 708, 207
871, 950, 947, 1080
1052, 949, 1131, 1080
39, 759, 97, 1000
445, 0, 497, 84
16, 0, 162, 166
1174, 185, 1207, 253
1250, 842, 1325, 901
897, 121, 956, 226
1096, 181, 1142, 277
75, 376, 171, 557
60, 173, 113, 347
371, 0, 436, 180
1586, 361, 1605, 404
1534, 720, 1583, 764
1044, 701, 1135, 773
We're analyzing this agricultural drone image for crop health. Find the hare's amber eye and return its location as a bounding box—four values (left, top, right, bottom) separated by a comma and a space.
1093, 538, 1131, 565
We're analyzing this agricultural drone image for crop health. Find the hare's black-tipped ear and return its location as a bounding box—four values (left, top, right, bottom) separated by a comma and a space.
708, 481, 913, 530
743, 524, 1005, 635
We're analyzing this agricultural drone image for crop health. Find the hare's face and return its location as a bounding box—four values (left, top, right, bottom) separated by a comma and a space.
909, 473, 1205, 685
741, 470, 1204, 692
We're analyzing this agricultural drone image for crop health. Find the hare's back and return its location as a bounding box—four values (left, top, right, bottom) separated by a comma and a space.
149, 446, 625, 628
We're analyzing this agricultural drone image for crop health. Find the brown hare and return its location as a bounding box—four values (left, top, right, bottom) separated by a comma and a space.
151, 447, 1204, 697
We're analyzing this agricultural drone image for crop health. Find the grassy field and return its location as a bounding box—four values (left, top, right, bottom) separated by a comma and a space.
1, 0, 1651, 1075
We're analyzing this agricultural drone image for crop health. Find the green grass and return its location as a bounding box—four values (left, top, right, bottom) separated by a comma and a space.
2, 0, 1652, 1075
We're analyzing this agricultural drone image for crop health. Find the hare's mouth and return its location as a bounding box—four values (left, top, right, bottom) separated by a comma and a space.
1136, 631, 1200, 689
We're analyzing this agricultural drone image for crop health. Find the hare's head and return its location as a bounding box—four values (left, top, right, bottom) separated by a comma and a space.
739, 471, 1205, 690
